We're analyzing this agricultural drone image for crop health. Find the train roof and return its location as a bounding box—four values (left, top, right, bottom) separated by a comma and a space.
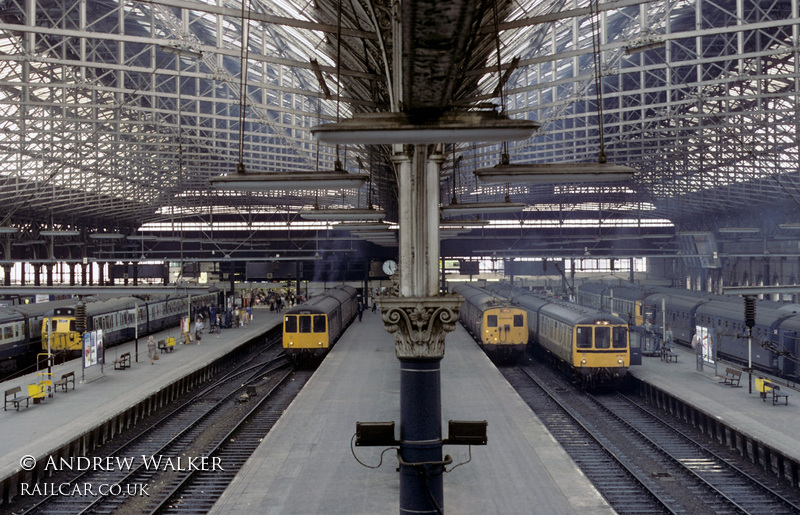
0, 307, 25, 322
576, 282, 610, 295
284, 285, 355, 316
451, 283, 513, 310
504, 287, 628, 325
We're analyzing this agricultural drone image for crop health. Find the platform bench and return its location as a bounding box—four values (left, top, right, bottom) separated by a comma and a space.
53, 371, 75, 392
157, 339, 174, 353
114, 352, 131, 370
4, 386, 32, 411
761, 381, 789, 405
660, 348, 678, 363
719, 367, 742, 387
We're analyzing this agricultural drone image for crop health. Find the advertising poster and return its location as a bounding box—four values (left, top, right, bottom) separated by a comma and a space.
83, 330, 105, 367
693, 325, 715, 364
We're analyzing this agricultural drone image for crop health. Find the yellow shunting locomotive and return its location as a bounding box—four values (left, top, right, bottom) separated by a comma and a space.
283, 285, 358, 363
451, 283, 528, 360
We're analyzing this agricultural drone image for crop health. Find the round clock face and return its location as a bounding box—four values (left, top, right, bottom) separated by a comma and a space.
382, 259, 398, 275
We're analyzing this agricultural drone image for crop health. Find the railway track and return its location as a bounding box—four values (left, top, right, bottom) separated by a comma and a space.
12, 329, 313, 515
501, 363, 800, 514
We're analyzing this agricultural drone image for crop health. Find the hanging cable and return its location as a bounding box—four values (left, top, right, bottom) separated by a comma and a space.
492, 0, 511, 166
334, 0, 343, 171
236, 0, 252, 174
588, 0, 607, 163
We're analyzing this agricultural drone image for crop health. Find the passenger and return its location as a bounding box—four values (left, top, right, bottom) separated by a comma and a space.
147, 336, 157, 365
371, 298, 377, 313
216, 313, 221, 339
643, 319, 658, 353
195, 317, 203, 344
358, 302, 364, 322
664, 325, 674, 351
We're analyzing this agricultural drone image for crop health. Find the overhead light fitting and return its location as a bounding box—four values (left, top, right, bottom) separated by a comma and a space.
312, 112, 539, 145
0, 227, 19, 234
159, 44, 203, 60
332, 222, 390, 232
299, 208, 386, 221
718, 227, 760, 233
210, 172, 368, 191
40, 230, 80, 237
439, 220, 489, 228
676, 231, 713, 236
475, 162, 635, 183
89, 233, 125, 239
440, 200, 525, 216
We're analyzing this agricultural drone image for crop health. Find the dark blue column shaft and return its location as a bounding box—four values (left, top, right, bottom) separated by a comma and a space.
399, 358, 443, 514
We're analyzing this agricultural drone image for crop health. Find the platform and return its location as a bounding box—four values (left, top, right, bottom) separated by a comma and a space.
210, 310, 613, 514
0, 308, 281, 503
629, 346, 799, 465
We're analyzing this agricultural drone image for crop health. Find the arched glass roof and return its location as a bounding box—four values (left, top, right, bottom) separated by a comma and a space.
0, 0, 797, 258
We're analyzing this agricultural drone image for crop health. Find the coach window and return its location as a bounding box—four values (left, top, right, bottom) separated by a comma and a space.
513, 314, 524, 327
595, 326, 610, 349
299, 315, 312, 333
284, 315, 297, 333
313, 315, 326, 333
487, 315, 498, 327
576, 327, 592, 349
613, 327, 627, 348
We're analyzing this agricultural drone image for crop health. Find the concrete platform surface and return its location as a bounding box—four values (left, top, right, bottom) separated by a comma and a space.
210, 311, 613, 515
630, 346, 799, 462
0, 308, 281, 484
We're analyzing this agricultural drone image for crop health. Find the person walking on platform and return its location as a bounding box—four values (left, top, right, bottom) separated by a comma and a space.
371, 298, 377, 313
357, 302, 364, 322
147, 336, 157, 365
664, 325, 674, 351
195, 317, 203, 344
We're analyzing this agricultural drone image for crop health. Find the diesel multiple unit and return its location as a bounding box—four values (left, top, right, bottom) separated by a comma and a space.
451, 283, 528, 360
282, 286, 358, 363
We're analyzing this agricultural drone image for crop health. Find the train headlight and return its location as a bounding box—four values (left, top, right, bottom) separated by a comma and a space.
581, 358, 587, 365
318, 341, 323, 346
618, 358, 624, 365
288, 341, 293, 346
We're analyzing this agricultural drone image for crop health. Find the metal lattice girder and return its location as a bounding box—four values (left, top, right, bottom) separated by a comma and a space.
0, 0, 796, 251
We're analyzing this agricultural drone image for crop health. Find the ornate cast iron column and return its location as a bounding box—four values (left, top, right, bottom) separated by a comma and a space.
379, 145, 462, 514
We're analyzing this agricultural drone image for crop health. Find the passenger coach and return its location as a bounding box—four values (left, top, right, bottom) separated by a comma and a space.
451, 283, 528, 360
282, 285, 358, 363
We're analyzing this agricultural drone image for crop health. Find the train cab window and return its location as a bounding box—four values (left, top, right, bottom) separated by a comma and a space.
513, 314, 524, 327
50, 320, 58, 332
299, 315, 312, 333
284, 315, 297, 333
612, 327, 627, 348
1, 326, 9, 340
69, 320, 76, 332
487, 315, 498, 327
576, 327, 592, 349
595, 326, 611, 349
313, 315, 326, 333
